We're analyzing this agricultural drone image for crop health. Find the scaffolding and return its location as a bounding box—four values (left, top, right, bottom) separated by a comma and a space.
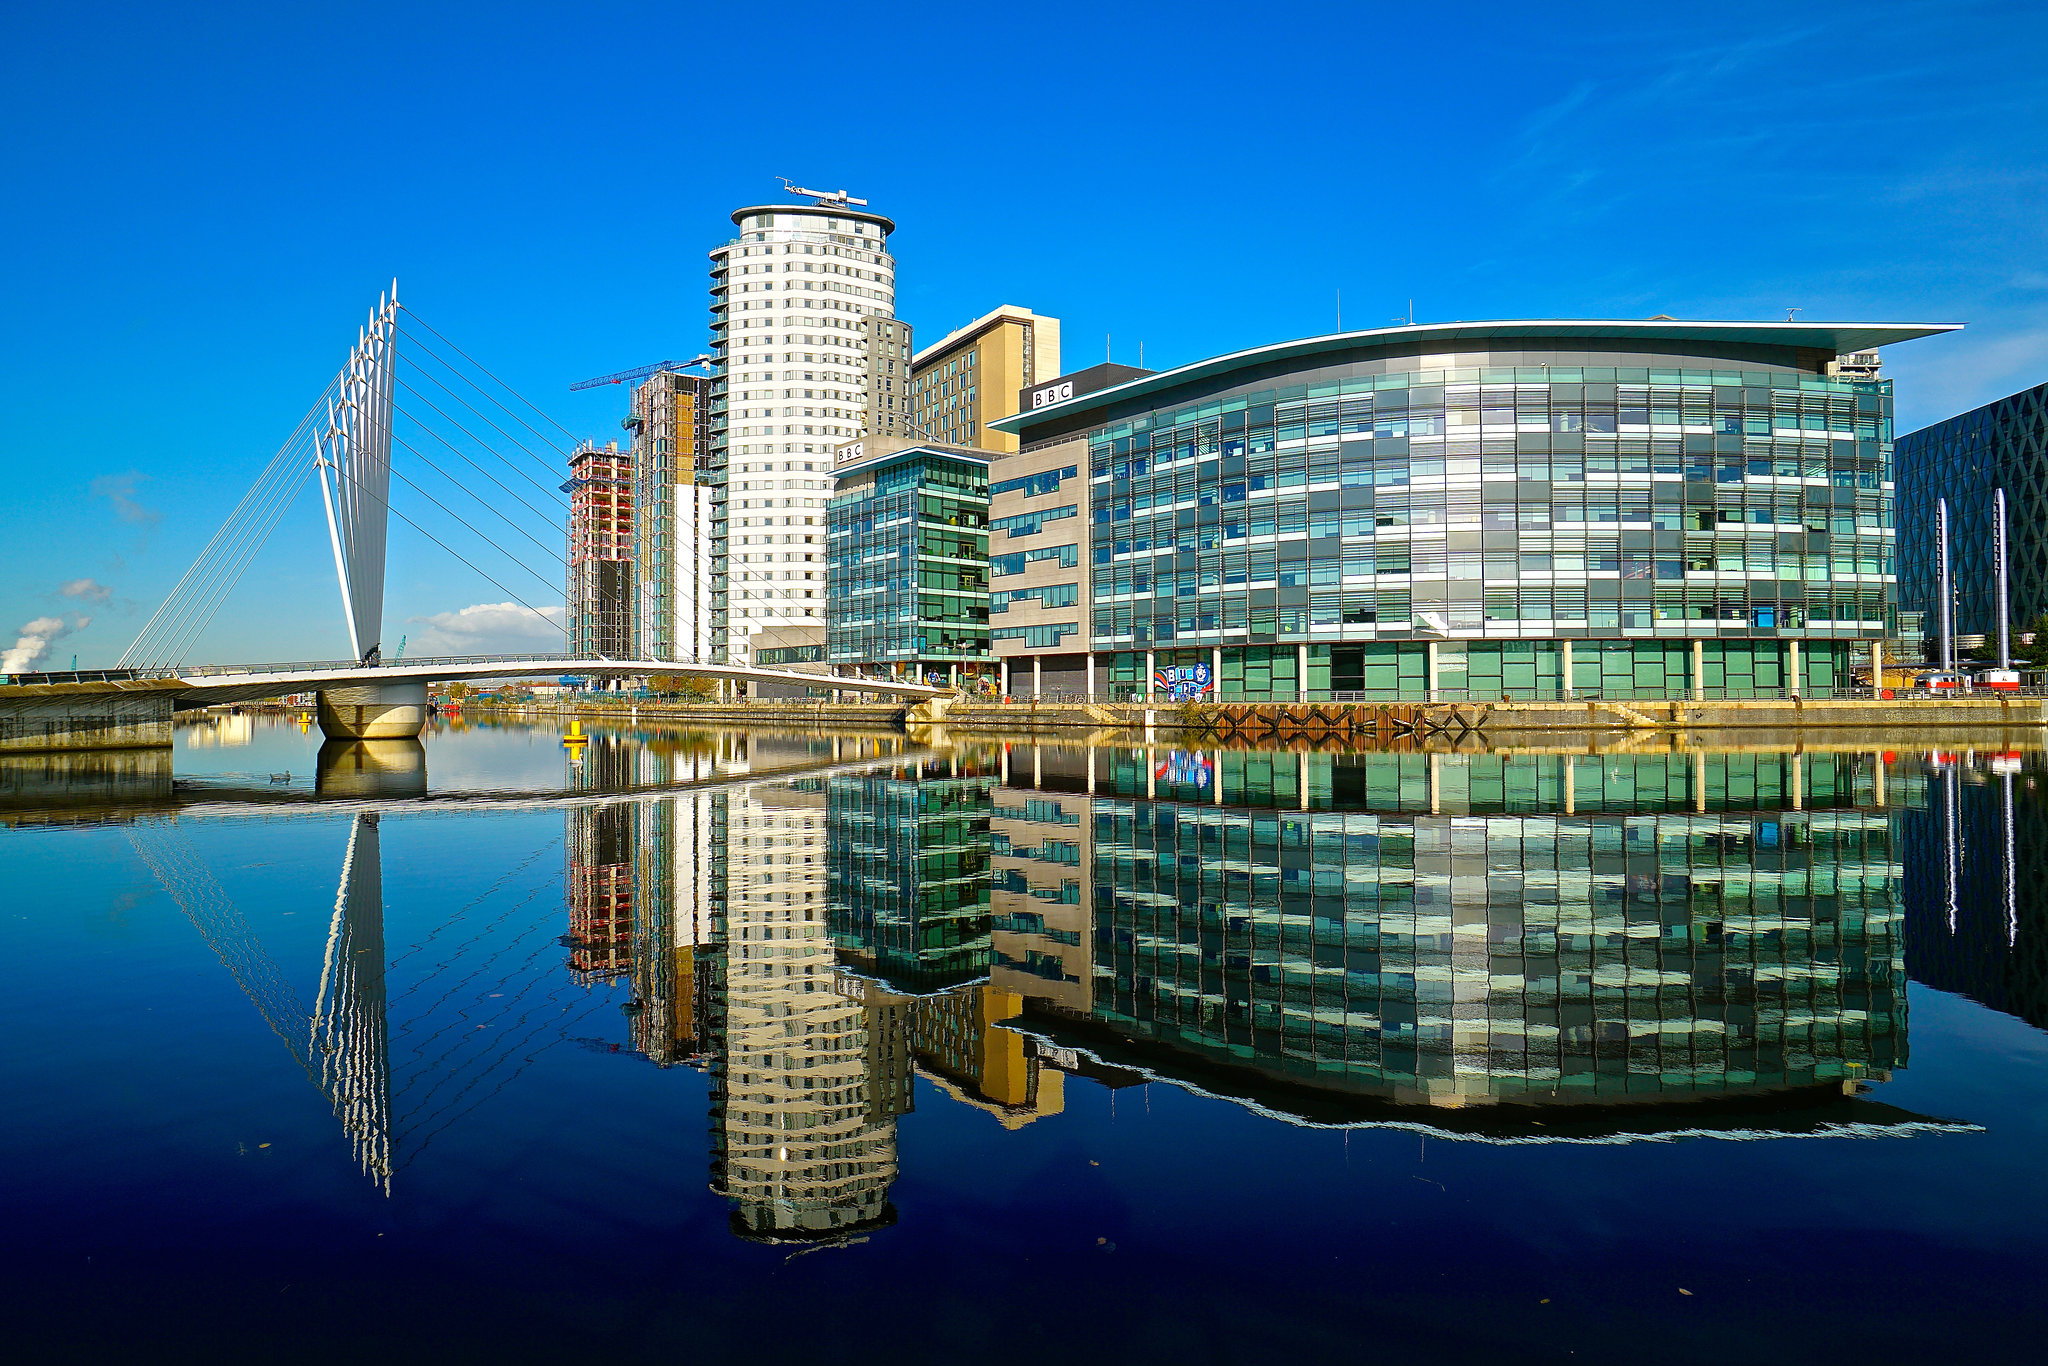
566, 439, 634, 660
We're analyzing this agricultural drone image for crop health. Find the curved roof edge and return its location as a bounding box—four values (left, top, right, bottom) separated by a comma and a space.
728, 201, 897, 235
989, 319, 1964, 435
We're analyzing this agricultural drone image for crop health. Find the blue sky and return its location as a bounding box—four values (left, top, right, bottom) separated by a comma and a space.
2, 0, 2043, 667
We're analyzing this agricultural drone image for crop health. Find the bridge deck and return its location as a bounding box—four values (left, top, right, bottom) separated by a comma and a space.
4, 656, 949, 707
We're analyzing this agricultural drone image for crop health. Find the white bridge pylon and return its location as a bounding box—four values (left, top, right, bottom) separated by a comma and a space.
315, 283, 400, 666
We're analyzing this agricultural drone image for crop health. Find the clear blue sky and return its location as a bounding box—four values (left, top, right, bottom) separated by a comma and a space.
2, 0, 2043, 667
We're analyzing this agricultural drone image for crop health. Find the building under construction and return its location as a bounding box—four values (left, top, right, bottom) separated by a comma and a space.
627, 370, 714, 661
565, 439, 634, 660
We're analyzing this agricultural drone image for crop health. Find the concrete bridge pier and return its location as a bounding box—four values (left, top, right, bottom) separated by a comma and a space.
317, 682, 427, 740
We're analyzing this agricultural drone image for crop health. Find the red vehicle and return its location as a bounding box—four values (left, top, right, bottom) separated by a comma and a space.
1975, 668, 2022, 691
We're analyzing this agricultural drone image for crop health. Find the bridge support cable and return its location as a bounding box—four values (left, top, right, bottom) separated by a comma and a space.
392, 351, 573, 506
146, 459, 321, 670
126, 822, 322, 1081
118, 378, 338, 669
394, 310, 582, 452
390, 379, 568, 517
384, 427, 569, 570
328, 454, 568, 647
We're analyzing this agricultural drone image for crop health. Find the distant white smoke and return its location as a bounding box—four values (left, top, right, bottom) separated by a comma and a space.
2, 613, 90, 673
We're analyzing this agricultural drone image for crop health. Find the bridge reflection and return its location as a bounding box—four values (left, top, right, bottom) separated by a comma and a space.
127, 728, 2020, 1237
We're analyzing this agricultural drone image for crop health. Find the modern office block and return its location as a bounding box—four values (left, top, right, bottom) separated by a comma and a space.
989, 320, 1958, 699
1897, 378, 2048, 642
826, 437, 992, 684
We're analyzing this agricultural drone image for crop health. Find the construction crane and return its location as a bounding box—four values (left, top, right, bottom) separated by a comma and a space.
568, 355, 712, 392
778, 178, 869, 207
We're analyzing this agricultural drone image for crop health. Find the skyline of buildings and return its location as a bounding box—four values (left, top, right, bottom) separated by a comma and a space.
561, 185, 2039, 694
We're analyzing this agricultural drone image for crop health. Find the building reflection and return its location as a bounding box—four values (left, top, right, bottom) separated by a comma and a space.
990, 745, 1941, 1138
711, 778, 901, 1243
557, 733, 1983, 1243
1902, 751, 2048, 1032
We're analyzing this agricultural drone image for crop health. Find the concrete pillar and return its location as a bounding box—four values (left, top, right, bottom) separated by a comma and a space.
999, 658, 1009, 696
1694, 751, 1707, 814
1086, 652, 1096, 698
1427, 753, 1441, 815
317, 682, 427, 740
1563, 756, 1576, 814
1300, 754, 1311, 811
1871, 640, 1884, 699
1787, 639, 1801, 697
1211, 645, 1224, 700
1147, 747, 1157, 800
999, 745, 1009, 785
1426, 640, 1440, 703
949, 662, 959, 690
1297, 643, 1310, 702
1033, 655, 1043, 698
1561, 639, 1574, 700
1145, 649, 1156, 701
1873, 753, 1887, 807
1692, 639, 1705, 702
1789, 751, 1804, 809
1087, 746, 1097, 794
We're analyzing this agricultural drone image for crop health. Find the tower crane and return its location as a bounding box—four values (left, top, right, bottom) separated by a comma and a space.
569, 355, 713, 391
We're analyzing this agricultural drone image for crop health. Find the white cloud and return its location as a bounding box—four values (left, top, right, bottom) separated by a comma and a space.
59, 578, 112, 604
2, 614, 88, 673
403, 602, 565, 657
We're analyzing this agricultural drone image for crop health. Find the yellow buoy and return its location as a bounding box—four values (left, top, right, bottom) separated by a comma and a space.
561, 719, 589, 751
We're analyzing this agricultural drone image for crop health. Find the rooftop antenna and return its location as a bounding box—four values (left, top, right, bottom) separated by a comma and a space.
779, 177, 870, 207
1785, 307, 1802, 322
1336, 288, 1342, 333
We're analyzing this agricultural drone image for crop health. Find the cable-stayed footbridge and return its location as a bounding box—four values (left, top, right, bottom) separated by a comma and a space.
2, 284, 941, 750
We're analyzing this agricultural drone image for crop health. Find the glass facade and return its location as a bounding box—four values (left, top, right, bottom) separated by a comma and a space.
1897, 378, 2048, 642
1005, 333, 1904, 699
825, 757, 995, 994
1014, 748, 1908, 1119
826, 448, 992, 677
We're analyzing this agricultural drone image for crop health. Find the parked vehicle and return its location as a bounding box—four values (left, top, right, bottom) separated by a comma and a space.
1912, 671, 1973, 691
1975, 667, 2022, 691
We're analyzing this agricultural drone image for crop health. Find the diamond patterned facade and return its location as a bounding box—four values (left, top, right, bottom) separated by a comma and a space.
1897, 379, 2048, 638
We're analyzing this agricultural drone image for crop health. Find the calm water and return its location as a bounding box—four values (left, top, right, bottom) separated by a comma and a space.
3, 715, 2046, 1364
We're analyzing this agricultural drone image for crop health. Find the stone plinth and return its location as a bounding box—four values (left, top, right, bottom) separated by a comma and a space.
316, 682, 427, 740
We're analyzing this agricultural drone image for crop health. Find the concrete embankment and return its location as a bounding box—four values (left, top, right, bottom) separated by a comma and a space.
459, 700, 909, 730
903, 694, 2048, 744
0, 680, 183, 754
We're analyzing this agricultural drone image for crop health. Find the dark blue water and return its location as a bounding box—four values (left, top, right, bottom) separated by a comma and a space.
3, 717, 2044, 1364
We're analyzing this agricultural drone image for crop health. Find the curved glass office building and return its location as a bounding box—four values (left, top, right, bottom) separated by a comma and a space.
989, 321, 1957, 700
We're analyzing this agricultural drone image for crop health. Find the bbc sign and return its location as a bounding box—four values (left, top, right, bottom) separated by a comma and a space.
1029, 379, 1075, 409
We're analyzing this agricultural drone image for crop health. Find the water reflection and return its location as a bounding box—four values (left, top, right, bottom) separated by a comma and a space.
315, 739, 426, 799
1903, 751, 2047, 1031
121, 728, 2018, 1246
995, 748, 1926, 1139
